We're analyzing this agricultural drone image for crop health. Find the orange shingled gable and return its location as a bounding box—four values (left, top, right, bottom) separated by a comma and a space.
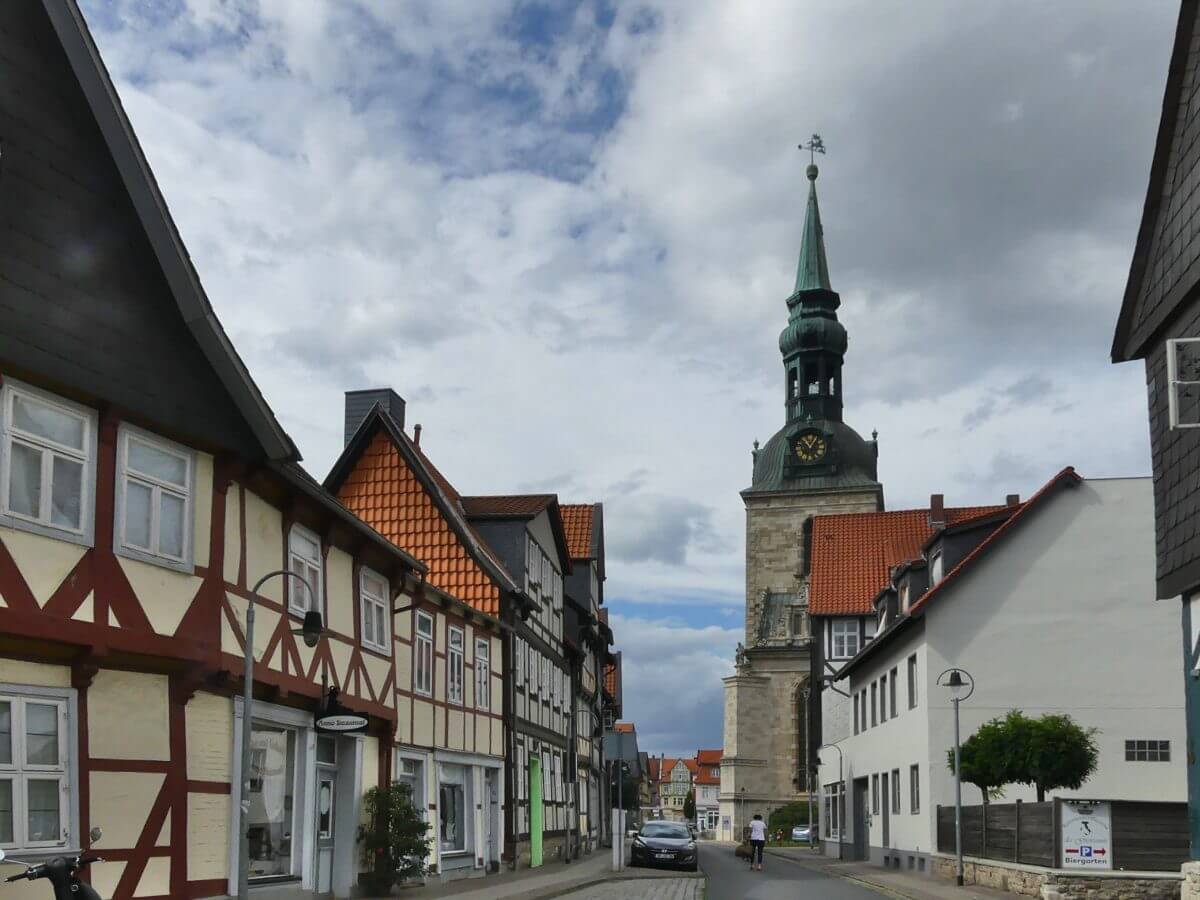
337, 430, 502, 616
810, 504, 1009, 616
560, 503, 595, 560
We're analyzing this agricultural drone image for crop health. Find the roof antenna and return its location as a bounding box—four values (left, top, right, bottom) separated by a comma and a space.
413, 424, 422, 447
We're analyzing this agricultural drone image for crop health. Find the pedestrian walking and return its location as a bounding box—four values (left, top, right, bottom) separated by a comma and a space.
748, 813, 767, 871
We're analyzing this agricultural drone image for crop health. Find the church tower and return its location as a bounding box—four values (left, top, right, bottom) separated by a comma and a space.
720, 145, 882, 839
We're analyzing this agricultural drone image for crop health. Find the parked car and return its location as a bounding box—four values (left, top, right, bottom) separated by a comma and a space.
791, 825, 812, 842
630, 821, 698, 872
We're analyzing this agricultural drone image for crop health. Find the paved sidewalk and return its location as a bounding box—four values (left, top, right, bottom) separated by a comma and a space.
765, 846, 1019, 899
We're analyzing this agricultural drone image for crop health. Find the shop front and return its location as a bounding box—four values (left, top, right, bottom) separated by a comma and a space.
228, 697, 371, 897
396, 747, 503, 882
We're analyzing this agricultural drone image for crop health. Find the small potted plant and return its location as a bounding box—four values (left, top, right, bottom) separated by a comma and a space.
359, 782, 431, 894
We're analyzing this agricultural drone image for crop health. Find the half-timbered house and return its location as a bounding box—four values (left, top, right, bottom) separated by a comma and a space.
326, 394, 515, 881
461, 496, 573, 868
560, 503, 609, 855
0, 3, 429, 898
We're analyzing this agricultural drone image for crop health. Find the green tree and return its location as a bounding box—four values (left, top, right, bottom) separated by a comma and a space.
1022, 713, 1099, 802
359, 782, 431, 893
767, 801, 810, 833
683, 788, 696, 820
946, 711, 1030, 805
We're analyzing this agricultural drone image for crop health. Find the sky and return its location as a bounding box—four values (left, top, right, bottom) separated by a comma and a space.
80, 0, 1177, 758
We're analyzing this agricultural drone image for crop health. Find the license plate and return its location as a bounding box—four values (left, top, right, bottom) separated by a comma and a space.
655, 852, 673, 859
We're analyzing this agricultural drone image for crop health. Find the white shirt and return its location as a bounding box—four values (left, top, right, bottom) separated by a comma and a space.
749, 819, 767, 841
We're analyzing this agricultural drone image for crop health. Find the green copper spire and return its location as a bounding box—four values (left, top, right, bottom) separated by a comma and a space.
793, 163, 831, 294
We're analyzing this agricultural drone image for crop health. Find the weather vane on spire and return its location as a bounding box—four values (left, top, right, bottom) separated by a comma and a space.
800, 133, 826, 166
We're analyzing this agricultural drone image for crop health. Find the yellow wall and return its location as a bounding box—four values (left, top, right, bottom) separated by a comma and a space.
186, 692, 232, 782
88, 670, 169, 761
187, 793, 230, 881
90, 772, 165, 849
117, 557, 203, 637
193, 452, 214, 569
243, 489, 283, 603
0, 659, 69, 688
0, 525, 86, 608
325, 546, 355, 636
222, 483, 241, 585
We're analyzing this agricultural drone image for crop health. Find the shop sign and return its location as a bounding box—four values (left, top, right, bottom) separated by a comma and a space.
1060, 800, 1111, 870
316, 714, 368, 733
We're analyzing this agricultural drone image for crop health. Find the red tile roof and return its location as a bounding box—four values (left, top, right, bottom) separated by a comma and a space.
647, 757, 661, 780
460, 494, 556, 518
613, 722, 635, 733
603, 660, 618, 697
337, 429, 509, 616
560, 503, 596, 560
810, 503, 1010, 616
696, 749, 722, 765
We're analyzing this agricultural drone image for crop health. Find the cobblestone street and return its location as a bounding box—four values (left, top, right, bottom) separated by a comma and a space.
557, 878, 703, 900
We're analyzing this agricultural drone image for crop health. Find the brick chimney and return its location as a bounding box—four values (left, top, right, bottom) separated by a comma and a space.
1006, 494, 1020, 507
928, 493, 945, 527
344, 388, 405, 445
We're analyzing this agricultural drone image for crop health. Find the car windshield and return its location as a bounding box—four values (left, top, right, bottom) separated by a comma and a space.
641, 823, 689, 838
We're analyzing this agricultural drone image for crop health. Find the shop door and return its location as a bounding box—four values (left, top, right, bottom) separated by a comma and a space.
529, 757, 544, 867
486, 769, 499, 869
853, 778, 869, 860
880, 772, 890, 849
315, 769, 336, 893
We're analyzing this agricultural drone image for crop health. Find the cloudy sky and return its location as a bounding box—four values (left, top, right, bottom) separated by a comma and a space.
81, 0, 1176, 757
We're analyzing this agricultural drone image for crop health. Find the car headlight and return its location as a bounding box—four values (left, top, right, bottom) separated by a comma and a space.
687, 841, 696, 850
633, 837, 646, 848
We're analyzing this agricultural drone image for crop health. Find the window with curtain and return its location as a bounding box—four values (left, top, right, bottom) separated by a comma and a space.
287, 525, 323, 615
448, 627, 464, 705
414, 612, 434, 695
0, 696, 69, 850
117, 428, 193, 567
360, 568, 390, 653
475, 639, 490, 710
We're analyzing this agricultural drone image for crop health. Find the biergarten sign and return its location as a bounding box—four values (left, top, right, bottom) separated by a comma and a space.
1060, 800, 1111, 870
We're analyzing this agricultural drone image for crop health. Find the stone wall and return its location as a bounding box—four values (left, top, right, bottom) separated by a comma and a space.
932, 854, 1183, 899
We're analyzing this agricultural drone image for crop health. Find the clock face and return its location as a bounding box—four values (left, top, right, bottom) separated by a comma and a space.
794, 432, 827, 463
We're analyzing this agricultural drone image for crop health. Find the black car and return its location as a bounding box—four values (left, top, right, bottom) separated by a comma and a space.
630, 821, 698, 871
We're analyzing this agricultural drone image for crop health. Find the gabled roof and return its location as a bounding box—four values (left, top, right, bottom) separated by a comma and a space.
696, 749, 722, 765
694, 751, 721, 785
561, 503, 597, 559
41, 0, 296, 461
837, 467, 1082, 678
1113, 0, 1200, 363
462, 494, 573, 574
810, 504, 1010, 616
325, 406, 520, 617
647, 757, 661, 780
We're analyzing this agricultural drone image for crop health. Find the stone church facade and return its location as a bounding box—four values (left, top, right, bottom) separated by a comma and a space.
720, 156, 883, 839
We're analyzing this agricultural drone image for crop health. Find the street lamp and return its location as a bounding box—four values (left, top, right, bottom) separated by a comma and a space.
238, 569, 322, 900
738, 787, 746, 842
939, 667, 976, 888
801, 683, 814, 849
817, 743, 843, 860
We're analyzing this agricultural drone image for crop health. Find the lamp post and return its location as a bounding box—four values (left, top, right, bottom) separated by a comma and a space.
938, 667, 976, 888
801, 683, 814, 849
817, 743, 843, 860
738, 787, 746, 842
238, 569, 322, 900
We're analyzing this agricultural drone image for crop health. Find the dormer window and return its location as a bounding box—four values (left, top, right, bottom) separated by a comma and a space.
830, 619, 860, 659
899, 581, 910, 612
930, 549, 944, 584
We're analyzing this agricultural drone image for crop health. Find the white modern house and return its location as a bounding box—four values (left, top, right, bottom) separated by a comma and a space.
816, 471, 1185, 872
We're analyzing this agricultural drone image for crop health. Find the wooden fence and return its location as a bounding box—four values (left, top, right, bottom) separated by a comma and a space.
936, 800, 1188, 872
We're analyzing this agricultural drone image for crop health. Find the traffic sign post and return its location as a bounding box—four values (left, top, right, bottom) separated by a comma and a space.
1060, 800, 1112, 870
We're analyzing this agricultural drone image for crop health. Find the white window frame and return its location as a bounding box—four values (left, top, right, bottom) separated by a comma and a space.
475, 639, 490, 711
414, 612, 434, 696
930, 549, 944, 584
287, 524, 324, 617
359, 567, 390, 655
830, 619, 859, 659
907, 654, 919, 709
0, 686, 77, 855
448, 626, 465, 706
1168, 338, 1200, 428
114, 425, 195, 572
891, 768, 901, 814
0, 379, 97, 547
910, 764, 920, 814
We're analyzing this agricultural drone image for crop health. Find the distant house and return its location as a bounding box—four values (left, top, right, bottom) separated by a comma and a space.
694, 750, 722, 832
817, 471, 1184, 872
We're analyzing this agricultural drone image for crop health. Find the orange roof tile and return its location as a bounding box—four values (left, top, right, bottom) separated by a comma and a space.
647, 757, 661, 780
461, 495, 556, 518
560, 503, 596, 560
337, 430, 505, 616
604, 660, 619, 696
614, 722, 635, 733
696, 749, 722, 765
810, 504, 1010, 616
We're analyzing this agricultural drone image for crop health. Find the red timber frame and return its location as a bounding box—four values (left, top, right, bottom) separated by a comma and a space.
0, 412, 397, 899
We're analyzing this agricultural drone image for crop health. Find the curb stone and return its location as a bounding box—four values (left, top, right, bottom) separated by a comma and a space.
764, 849, 919, 900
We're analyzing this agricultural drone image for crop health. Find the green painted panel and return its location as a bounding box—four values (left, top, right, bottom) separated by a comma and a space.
530, 756, 544, 867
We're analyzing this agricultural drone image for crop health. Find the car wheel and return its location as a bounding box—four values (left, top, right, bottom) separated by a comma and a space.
688, 862, 698, 872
